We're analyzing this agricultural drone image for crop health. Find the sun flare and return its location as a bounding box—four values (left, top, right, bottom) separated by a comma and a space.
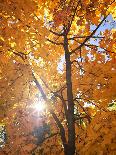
33, 102, 46, 112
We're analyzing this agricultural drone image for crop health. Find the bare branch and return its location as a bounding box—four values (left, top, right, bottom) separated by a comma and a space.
68, 36, 104, 40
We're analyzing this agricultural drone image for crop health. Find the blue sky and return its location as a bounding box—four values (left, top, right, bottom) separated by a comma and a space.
91, 14, 116, 34
90, 14, 116, 46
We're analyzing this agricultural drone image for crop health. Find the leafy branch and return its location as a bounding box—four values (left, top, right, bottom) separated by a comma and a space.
70, 15, 109, 54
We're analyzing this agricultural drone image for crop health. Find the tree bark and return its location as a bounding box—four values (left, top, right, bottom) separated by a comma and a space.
64, 33, 75, 155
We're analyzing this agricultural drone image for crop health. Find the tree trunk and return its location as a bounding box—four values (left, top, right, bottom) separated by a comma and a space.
64, 34, 75, 155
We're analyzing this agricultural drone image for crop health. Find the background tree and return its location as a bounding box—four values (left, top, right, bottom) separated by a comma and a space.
0, 0, 116, 155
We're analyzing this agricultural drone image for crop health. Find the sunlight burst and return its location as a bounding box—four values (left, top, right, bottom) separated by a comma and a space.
33, 102, 46, 112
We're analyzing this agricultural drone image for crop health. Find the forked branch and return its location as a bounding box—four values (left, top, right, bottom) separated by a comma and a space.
70, 15, 109, 54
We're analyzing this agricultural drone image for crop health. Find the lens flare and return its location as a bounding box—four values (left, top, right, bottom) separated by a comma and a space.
33, 102, 46, 112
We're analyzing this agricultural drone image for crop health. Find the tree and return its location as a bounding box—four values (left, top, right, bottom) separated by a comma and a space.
0, 0, 116, 155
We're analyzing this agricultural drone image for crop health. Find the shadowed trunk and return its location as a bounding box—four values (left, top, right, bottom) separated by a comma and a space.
63, 33, 75, 155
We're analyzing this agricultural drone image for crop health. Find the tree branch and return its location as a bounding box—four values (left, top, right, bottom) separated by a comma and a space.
68, 36, 104, 40
50, 111, 67, 144
74, 99, 91, 123
32, 73, 67, 150
47, 39, 64, 45
40, 77, 68, 122
66, 0, 80, 33
32, 73, 47, 101
12, 51, 27, 60
49, 29, 64, 36
70, 15, 109, 54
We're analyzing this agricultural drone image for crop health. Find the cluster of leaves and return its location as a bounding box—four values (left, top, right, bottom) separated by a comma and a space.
0, 0, 116, 155
77, 111, 116, 155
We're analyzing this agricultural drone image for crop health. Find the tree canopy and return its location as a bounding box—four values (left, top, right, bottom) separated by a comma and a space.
0, 0, 116, 155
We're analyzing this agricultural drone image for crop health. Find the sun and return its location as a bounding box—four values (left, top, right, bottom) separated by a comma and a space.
33, 101, 46, 112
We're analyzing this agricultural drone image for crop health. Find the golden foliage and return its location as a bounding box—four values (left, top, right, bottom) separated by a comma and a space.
0, 0, 116, 154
